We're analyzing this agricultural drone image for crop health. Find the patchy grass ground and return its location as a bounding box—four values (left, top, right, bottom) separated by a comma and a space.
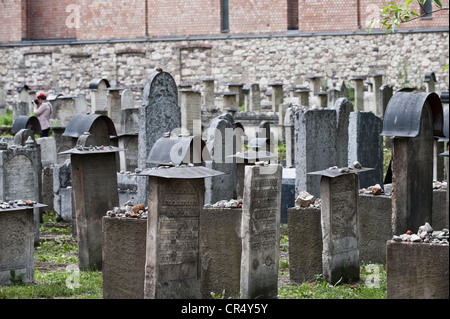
0, 213, 386, 299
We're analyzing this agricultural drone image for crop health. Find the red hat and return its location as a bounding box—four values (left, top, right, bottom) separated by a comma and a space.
37, 92, 47, 100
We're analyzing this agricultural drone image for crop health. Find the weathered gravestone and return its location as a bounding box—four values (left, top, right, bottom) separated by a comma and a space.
137, 136, 223, 299
200, 206, 242, 298
137, 70, 181, 206
204, 113, 241, 204
60, 133, 121, 270
288, 206, 322, 284
0, 134, 42, 244
308, 166, 372, 284
89, 78, 110, 115
240, 163, 282, 299
381, 92, 444, 234
202, 78, 216, 107
0, 202, 46, 285
348, 111, 384, 188
179, 89, 202, 136
102, 216, 147, 299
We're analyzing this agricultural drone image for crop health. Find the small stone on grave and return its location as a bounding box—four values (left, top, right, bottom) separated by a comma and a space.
295, 191, 315, 207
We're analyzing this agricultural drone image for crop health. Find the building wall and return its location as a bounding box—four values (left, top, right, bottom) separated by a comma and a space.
0, 31, 448, 106
0, 0, 25, 43
0, 0, 448, 43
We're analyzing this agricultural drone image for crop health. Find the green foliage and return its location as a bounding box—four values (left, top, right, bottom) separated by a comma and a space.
366, 0, 449, 71
274, 141, 286, 162
0, 109, 13, 126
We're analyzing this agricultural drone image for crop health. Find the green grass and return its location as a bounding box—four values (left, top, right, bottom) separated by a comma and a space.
1, 213, 386, 299
0, 109, 13, 126
278, 265, 386, 299
0, 212, 102, 299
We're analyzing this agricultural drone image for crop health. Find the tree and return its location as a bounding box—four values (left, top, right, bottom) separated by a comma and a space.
366, 0, 449, 70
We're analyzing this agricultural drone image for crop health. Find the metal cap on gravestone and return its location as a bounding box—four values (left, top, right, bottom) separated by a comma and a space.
11, 115, 41, 134
146, 134, 211, 167
63, 113, 117, 146
381, 92, 444, 138
381, 91, 444, 235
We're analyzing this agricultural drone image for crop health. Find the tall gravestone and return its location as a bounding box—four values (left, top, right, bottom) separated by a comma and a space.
294, 108, 338, 198
348, 111, 384, 188
0, 203, 46, 285
204, 113, 239, 204
240, 164, 282, 299
382, 92, 444, 234
179, 89, 202, 136
309, 167, 371, 284
0, 135, 42, 244
138, 71, 181, 206
60, 134, 121, 270
89, 78, 110, 115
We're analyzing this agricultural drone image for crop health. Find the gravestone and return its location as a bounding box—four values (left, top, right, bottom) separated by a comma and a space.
204, 113, 239, 204
240, 163, 282, 299
137, 70, 181, 206
284, 106, 296, 168
308, 167, 370, 284
200, 207, 242, 298
288, 206, 322, 283
89, 78, 110, 115
424, 72, 437, 93
107, 88, 122, 133
221, 92, 238, 111
37, 137, 57, 166
379, 84, 393, 118
0, 87, 6, 117
294, 108, 338, 198
369, 74, 384, 115
0, 203, 46, 285
295, 88, 310, 107
228, 83, 245, 108
269, 83, 283, 113
333, 98, 354, 168
202, 78, 215, 107
60, 134, 121, 270
350, 76, 365, 111
102, 216, 147, 299
138, 164, 223, 299
381, 92, 444, 234
348, 111, 384, 188
179, 89, 202, 136
121, 89, 135, 110
13, 101, 29, 121
249, 84, 261, 112
0, 136, 42, 244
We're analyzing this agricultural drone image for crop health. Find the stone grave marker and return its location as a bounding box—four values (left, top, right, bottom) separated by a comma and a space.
137, 70, 181, 206
202, 78, 216, 107
179, 89, 202, 136
382, 92, 444, 234
0, 135, 42, 244
348, 111, 384, 188
204, 113, 239, 204
0, 202, 46, 285
350, 76, 366, 111
308, 166, 372, 284
249, 83, 261, 112
59, 133, 122, 270
240, 163, 282, 299
89, 78, 110, 115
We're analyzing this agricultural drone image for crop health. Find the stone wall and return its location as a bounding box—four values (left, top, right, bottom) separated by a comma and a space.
0, 31, 448, 107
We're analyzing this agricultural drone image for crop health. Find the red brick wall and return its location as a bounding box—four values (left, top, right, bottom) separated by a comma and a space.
298, 0, 450, 33
27, 0, 76, 40
76, 0, 146, 40
0, 0, 448, 43
0, 0, 25, 43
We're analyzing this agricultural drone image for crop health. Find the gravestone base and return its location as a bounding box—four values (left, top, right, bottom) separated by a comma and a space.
200, 207, 242, 299
0, 207, 36, 285
288, 206, 322, 284
102, 216, 147, 299
387, 241, 449, 299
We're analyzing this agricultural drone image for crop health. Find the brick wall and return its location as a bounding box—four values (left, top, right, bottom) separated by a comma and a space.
27, 0, 76, 40
0, 0, 448, 43
0, 0, 24, 43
